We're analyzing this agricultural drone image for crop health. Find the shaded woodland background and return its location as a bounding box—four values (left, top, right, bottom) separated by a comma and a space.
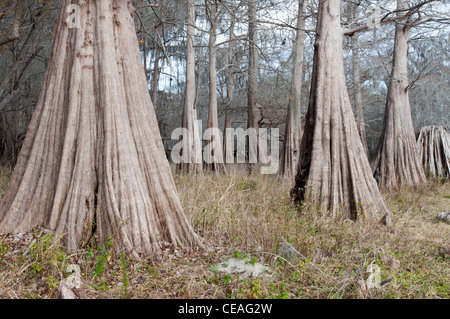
0, 0, 448, 165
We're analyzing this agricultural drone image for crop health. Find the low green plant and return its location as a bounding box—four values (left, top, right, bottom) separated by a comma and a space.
93, 249, 110, 278
222, 274, 232, 285
236, 278, 263, 299
236, 179, 258, 191
27, 233, 68, 276
245, 256, 259, 266
0, 243, 7, 257
46, 275, 59, 291
92, 235, 114, 278
233, 249, 248, 259
269, 283, 290, 299
121, 252, 129, 291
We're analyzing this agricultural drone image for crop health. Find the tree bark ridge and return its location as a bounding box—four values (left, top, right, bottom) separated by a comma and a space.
0, 0, 203, 256
291, 0, 391, 225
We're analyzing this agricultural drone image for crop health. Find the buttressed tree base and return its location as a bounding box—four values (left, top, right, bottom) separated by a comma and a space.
0, 0, 203, 256
291, 0, 392, 226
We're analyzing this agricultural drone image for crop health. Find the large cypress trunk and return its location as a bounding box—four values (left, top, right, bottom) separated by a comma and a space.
417, 126, 450, 179
373, 0, 427, 187
0, 0, 203, 256
291, 0, 391, 225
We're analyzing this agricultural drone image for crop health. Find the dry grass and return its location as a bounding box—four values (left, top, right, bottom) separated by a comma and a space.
0, 167, 448, 299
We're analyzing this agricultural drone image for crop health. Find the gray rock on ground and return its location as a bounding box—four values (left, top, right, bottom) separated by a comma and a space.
59, 264, 82, 299
211, 257, 271, 280
436, 211, 450, 224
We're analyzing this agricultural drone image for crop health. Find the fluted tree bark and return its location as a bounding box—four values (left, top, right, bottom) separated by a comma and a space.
417, 126, 450, 179
348, 1, 369, 159
373, 0, 427, 188
204, 0, 226, 173
351, 32, 369, 159
177, 0, 203, 174
0, 0, 203, 256
291, 0, 391, 225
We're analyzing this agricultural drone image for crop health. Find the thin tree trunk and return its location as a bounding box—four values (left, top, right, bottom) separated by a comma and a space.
0, 0, 25, 46
0, 19, 39, 98
178, 0, 203, 174
278, 0, 306, 180
247, 0, 259, 171
143, 35, 148, 81
151, 38, 160, 106
204, 0, 226, 173
351, 33, 369, 158
344, 1, 369, 159
373, 0, 427, 187
291, 0, 391, 225
0, 0, 203, 256
223, 19, 235, 165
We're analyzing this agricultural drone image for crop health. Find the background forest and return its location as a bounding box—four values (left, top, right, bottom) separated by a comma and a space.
0, 0, 449, 163
0, 0, 449, 300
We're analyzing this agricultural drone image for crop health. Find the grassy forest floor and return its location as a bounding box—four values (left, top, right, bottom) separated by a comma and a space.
0, 165, 449, 299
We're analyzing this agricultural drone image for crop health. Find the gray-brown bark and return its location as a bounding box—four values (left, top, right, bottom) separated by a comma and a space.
343, 1, 369, 159
351, 33, 369, 158
177, 0, 203, 174
223, 19, 235, 165
373, 0, 427, 188
247, 0, 259, 169
204, 0, 226, 173
0, 0, 203, 256
278, 0, 306, 180
0, 0, 25, 46
291, 0, 391, 225
151, 36, 160, 106
417, 126, 450, 179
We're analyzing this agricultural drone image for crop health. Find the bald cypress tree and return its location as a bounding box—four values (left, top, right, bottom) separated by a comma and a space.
291, 0, 391, 225
373, 0, 427, 188
0, 0, 203, 256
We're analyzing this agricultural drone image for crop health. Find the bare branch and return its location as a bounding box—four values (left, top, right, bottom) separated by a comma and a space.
0, 0, 25, 46
0, 7, 8, 21
343, 0, 446, 36
0, 44, 43, 112
343, 15, 402, 36
133, 3, 159, 15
